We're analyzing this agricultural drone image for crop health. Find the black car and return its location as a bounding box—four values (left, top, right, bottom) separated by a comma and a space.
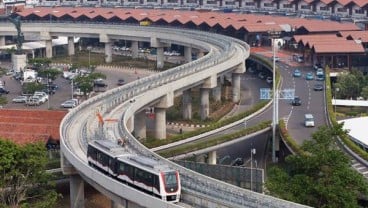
0, 88, 9, 94
313, 84, 324, 91
291, 96, 301, 106
94, 79, 108, 87
117, 79, 125, 86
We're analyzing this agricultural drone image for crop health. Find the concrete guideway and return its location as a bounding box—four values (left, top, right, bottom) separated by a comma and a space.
43, 23, 311, 208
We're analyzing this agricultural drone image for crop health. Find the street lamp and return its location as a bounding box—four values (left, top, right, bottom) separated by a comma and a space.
334, 87, 339, 113
268, 29, 281, 163
87, 46, 92, 69
250, 148, 256, 191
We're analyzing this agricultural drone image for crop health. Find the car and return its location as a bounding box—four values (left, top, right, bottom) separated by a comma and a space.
316, 68, 324, 76
12, 96, 28, 103
291, 96, 301, 106
316, 74, 325, 81
266, 76, 273, 84
60, 100, 77, 108
313, 63, 323, 71
272, 56, 280, 62
313, 84, 324, 91
293, 69, 302, 77
305, 72, 314, 80
292, 54, 304, 63
94, 79, 108, 87
117, 79, 125, 86
304, 114, 315, 127
25, 97, 42, 106
258, 72, 266, 79
0, 88, 9, 94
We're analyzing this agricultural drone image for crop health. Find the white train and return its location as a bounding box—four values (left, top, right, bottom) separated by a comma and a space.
87, 139, 181, 203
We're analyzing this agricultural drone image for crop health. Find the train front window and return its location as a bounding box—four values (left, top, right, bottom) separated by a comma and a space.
163, 172, 178, 192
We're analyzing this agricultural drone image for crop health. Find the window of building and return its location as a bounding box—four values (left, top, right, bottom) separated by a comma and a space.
337, 7, 347, 12
283, 4, 292, 8
264, 2, 274, 7
225, 1, 235, 5
206, 0, 217, 4
167, 0, 178, 2
355, 9, 364, 14
186, 0, 197, 3
245, 2, 255, 6
301, 5, 311, 10
319, 6, 329, 11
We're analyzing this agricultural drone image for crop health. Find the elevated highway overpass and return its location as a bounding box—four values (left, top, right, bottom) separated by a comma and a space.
0, 22, 309, 207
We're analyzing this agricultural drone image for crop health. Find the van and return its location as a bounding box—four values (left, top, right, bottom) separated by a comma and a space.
304, 114, 315, 127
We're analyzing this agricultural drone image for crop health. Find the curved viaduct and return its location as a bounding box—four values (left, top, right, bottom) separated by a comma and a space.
0, 22, 308, 208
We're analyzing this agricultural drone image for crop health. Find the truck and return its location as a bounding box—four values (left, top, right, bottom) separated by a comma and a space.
23, 69, 38, 83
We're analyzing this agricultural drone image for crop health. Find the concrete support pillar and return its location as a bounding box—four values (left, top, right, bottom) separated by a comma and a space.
68, 36, 75, 56
111, 200, 125, 208
126, 116, 134, 134
131, 41, 139, 58
232, 73, 241, 103
184, 46, 192, 63
70, 175, 85, 208
182, 89, 192, 120
212, 79, 222, 102
156, 47, 164, 69
200, 88, 210, 120
105, 42, 112, 63
208, 151, 217, 164
45, 40, 52, 58
0, 36, 5, 46
154, 108, 166, 139
134, 111, 146, 139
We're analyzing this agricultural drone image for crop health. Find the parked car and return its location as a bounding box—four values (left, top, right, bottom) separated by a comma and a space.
305, 72, 314, 80
291, 96, 302, 106
34, 91, 49, 103
293, 69, 302, 77
25, 97, 42, 106
12, 96, 28, 103
117, 79, 125, 86
266, 76, 273, 84
0, 88, 9, 94
60, 99, 77, 108
313, 84, 324, 91
94, 79, 108, 87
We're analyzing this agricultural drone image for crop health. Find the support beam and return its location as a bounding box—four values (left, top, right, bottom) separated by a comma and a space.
156, 47, 164, 69
68, 36, 75, 56
0, 36, 5, 46
182, 89, 192, 120
200, 88, 210, 120
212, 78, 222, 102
184, 46, 192, 63
105, 42, 112, 63
208, 151, 217, 164
70, 175, 85, 208
232, 73, 241, 103
45, 40, 52, 58
154, 108, 166, 139
134, 111, 146, 139
131, 41, 139, 59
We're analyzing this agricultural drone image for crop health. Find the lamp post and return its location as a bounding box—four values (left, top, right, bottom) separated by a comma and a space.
87, 46, 92, 69
268, 29, 281, 163
250, 148, 256, 191
334, 87, 339, 113
47, 74, 50, 109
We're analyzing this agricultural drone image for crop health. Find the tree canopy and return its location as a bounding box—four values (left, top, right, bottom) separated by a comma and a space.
0, 139, 59, 208
266, 124, 368, 207
334, 69, 368, 99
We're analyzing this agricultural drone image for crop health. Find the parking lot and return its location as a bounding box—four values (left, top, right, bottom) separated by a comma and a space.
0, 63, 154, 110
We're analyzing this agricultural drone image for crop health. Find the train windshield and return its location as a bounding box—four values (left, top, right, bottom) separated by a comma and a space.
163, 171, 178, 193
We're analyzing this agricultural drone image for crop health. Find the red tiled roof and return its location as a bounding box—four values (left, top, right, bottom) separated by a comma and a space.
294, 34, 365, 54
339, 31, 368, 43
16, 7, 360, 33
0, 109, 67, 145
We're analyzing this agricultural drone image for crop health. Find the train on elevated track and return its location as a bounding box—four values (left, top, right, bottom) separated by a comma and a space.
87, 139, 181, 203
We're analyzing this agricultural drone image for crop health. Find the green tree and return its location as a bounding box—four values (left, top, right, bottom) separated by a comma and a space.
37, 68, 61, 81
28, 58, 52, 70
266, 124, 368, 207
21, 82, 44, 95
361, 86, 368, 100
0, 96, 7, 105
74, 72, 106, 97
0, 139, 59, 207
335, 73, 361, 99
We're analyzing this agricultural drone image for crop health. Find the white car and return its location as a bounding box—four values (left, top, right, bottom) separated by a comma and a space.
12, 96, 28, 103
60, 99, 77, 108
